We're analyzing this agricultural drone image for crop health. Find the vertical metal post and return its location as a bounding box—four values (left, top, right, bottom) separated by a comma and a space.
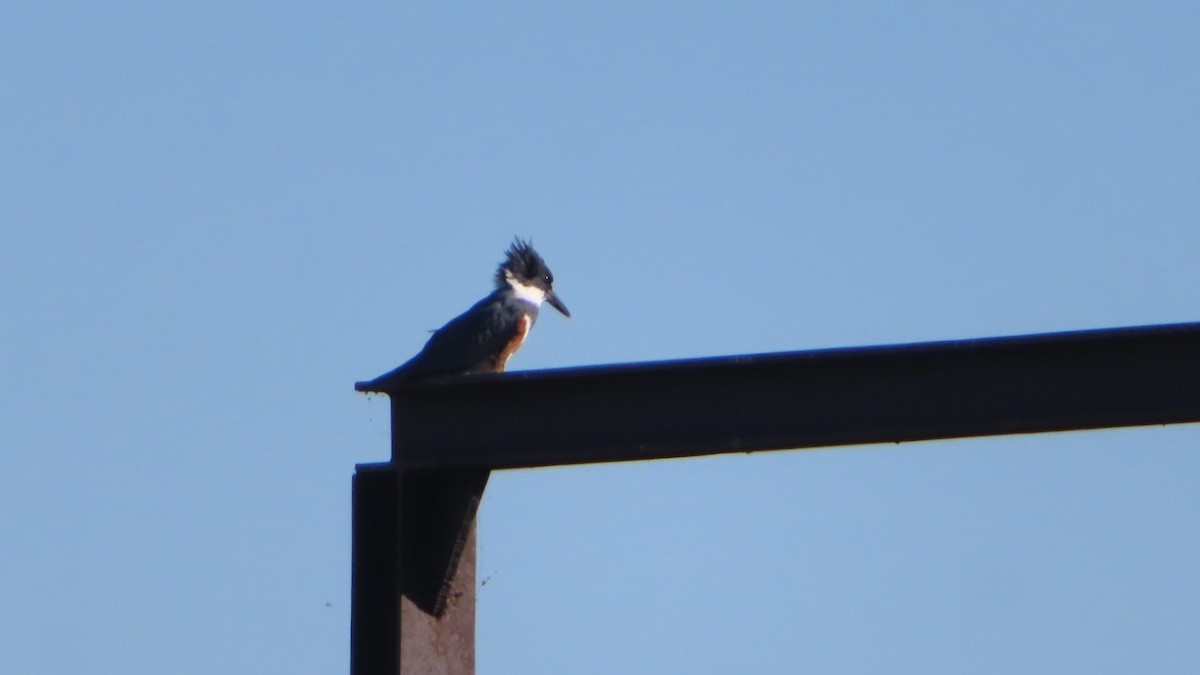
352, 464, 399, 674
352, 463, 485, 675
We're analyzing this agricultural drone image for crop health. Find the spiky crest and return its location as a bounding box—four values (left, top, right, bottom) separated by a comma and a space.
494, 238, 553, 288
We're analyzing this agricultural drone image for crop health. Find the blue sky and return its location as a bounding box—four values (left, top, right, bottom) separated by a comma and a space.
4, 2, 1199, 673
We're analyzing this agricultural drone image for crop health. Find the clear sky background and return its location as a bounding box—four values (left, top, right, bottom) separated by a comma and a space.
4, 3, 1200, 673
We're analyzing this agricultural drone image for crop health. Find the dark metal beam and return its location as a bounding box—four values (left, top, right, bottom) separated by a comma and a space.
357, 322, 1200, 470
351, 464, 481, 675
351, 465, 399, 675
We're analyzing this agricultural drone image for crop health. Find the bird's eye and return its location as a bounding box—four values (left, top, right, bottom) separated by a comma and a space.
543, 274, 552, 284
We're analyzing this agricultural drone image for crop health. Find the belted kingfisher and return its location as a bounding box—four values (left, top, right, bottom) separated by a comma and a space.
360, 238, 569, 388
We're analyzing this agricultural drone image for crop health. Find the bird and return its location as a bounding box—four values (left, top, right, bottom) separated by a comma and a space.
360, 238, 569, 389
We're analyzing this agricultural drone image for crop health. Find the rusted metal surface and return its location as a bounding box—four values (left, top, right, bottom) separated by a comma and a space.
359, 321, 1200, 469
397, 468, 489, 617
399, 521, 476, 674
351, 464, 482, 675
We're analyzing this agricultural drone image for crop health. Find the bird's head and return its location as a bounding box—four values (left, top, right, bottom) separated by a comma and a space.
495, 238, 570, 317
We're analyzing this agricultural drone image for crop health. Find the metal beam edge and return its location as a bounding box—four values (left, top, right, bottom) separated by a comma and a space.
363, 321, 1200, 468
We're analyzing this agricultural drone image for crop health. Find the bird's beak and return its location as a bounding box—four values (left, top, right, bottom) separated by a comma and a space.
546, 291, 571, 317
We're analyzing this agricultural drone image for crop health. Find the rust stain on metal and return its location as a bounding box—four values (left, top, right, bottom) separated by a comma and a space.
399, 521, 476, 674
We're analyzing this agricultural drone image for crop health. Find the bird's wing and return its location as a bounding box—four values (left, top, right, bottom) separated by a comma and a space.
384, 293, 527, 384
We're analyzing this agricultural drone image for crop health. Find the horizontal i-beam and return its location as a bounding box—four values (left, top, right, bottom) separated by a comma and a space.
358, 322, 1200, 469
